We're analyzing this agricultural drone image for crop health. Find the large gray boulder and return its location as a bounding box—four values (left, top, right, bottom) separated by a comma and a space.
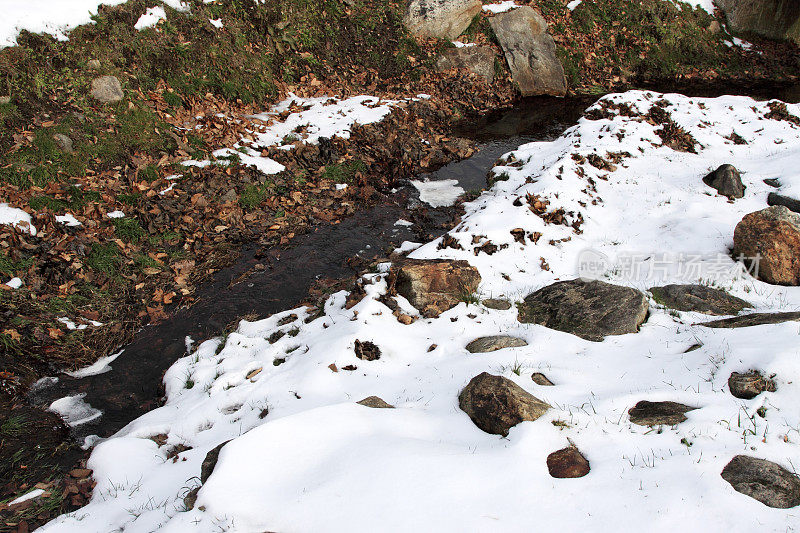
488, 6, 567, 97
436, 45, 496, 82
405, 0, 482, 40
458, 372, 550, 436
715, 0, 800, 44
721, 455, 800, 508
650, 284, 750, 316
517, 279, 649, 341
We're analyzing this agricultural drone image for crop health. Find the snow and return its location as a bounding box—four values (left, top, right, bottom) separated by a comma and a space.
0, 0, 188, 48
9, 489, 45, 505
49, 393, 102, 427
56, 213, 82, 227
411, 178, 465, 207
209, 18, 223, 29
0, 203, 36, 235
66, 349, 123, 379
106, 210, 125, 218
483, 1, 518, 14
567, 0, 582, 10
134, 6, 166, 31
4, 277, 22, 289
40, 91, 800, 532
675, 0, 715, 12
452, 41, 477, 48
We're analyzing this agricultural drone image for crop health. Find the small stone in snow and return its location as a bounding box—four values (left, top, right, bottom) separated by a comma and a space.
728, 371, 776, 399
466, 335, 527, 353
547, 446, 590, 478
531, 372, 554, 386
357, 396, 395, 408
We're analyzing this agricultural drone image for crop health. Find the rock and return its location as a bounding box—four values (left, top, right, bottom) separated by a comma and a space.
354, 339, 381, 361
393, 259, 481, 317
531, 372, 554, 386
721, 455, 800, 508
708, 20, 723, 33
489, 6, 567, 97
482, 298, 512, 310
547, 446, 590, 478
466, 335, 527, 353
0, 96, 10, 105
703, 164, 745, 199
715, 0, 800, 44
404, 0, 482, 40
201, 441, 229, 484
649, 284, 750, 316
91, 75, 124, 103
728, 371, 776, 399
436, 45, 496, 82
733, 206, 800, 285
220, 189, 238, 204
86, 59, 101, 70
768, 192, 800, 214
764, 178, 781, 188
698, 311, 800, 328
517, 279, 649, 341
52, 133, 74, 153
458, 372, 550, 436
628, 400, 696, 426
357, 396, 395, 408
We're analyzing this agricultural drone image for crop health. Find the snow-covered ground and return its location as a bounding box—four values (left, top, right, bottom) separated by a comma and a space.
42, 91, 800, 532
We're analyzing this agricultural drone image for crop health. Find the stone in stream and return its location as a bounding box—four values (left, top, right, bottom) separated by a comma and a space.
728, 371, 776, 399
392, 259, 481, 317
721, 455, 800, 508
517, 279, 649, 341
547, 446, 590, 478
703, 164, 745, 199
482, 298, 512, 310
715, 0, 800, 44
698, 311, 800, 328
531, 372, 555, 386
90, 75, 124, 103
628, 400, 697, 426
357, 396, 395, 408
458, 372, 550, 436
733, 206, 800, 285
436, 45, 496, 83
489, 6, 567, 97
649, 284, 750, 316
466, 335, 527, 353
768, 192, 800, 214
404, 0, 482, 40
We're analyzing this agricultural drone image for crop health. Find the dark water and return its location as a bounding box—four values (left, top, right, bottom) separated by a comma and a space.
30, 84, 800, 441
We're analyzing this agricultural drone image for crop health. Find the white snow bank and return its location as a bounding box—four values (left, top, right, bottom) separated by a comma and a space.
0, 203, 36, 235
49, 394, 102, 427
66, 349, 123, 378
134, 6, 166, 31
0, 0, 188, 48
41, 91, 800, 533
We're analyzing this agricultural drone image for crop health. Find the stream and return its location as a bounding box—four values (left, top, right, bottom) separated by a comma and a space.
30, 85, 800, 443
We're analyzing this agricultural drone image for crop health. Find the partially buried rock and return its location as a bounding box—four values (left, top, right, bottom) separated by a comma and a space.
628, 400, 696, 426
547, 446, 590, 478
393, 259, 481, 317
354, 339, 381, 361
650, 284, 750, 316
728, 371, 776, 399
767, 192, 800, 214
703, 164, 745, 199
91, 75, 124, 103
517, 279, 649, 341
436, 45, 496, 83
404, 0, 482, 40
531, 372, 554, 386
201, 441, 230, 484
721, 455, 800, 508
489, 6, 567, 97
357, 396, 395, 408
466, 335, 527, 353
733, 206, 800, 285
52, 133, 74, 153
458, 372, 550, 436
483, 298, 512, 310
699, 311, 800, 328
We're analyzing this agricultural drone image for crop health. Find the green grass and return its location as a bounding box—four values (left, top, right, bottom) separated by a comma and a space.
113, 217, 145, 243
85, 243, 121, 275
321, 159, 366, 184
